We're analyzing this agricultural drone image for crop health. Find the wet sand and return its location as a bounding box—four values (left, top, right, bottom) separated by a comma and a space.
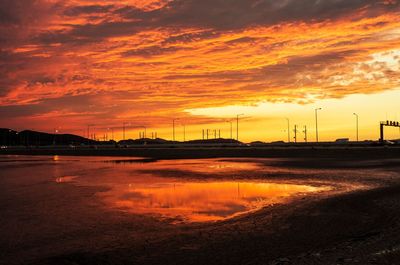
1, 155, 400, 265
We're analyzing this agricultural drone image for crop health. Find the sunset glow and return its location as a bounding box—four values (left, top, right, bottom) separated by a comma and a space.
1, 0, 400, 141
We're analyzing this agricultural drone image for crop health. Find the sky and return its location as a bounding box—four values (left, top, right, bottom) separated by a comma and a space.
0, 0, 400, 142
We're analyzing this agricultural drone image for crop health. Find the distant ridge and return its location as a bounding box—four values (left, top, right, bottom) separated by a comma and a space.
0, 128, 242, 146
0, 128, 98, 146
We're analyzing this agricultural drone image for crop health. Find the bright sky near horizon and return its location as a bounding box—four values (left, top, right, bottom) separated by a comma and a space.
1, 0, 400, 142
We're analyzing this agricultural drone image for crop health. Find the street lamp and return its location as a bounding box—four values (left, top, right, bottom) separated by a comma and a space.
236, 114, 244, 142
315, 108, 322, 143
285, 118, 290, 143
353, 113, 359, 142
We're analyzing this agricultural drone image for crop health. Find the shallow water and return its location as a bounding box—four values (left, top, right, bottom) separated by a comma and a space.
0, 155, 329, 222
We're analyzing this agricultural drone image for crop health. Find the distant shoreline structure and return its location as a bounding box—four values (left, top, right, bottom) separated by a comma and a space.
1, 128, 399, 148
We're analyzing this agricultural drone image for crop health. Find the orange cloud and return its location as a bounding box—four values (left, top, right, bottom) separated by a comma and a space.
0, 0, 399, 138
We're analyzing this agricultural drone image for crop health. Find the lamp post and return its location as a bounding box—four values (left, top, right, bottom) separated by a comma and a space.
236, 114, 244, 141
140, 126, 147, 139
353, 113, 359, 142
315, 108, 322, 143
285, 118, 290, 143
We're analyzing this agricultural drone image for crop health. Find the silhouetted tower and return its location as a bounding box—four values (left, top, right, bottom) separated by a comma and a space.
218, 129, 221, 138
214, 129, 217, 139
206, 129, 209, 140
293, 125, 298, 143
303, 126, 308, 143
202, 129, 205, 140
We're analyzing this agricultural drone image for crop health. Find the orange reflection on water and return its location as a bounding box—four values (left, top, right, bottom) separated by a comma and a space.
101, 180, 327, 222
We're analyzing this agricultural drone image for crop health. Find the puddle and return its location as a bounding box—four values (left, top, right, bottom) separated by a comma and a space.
100, 180, 329, 222
0, 156, 331, 223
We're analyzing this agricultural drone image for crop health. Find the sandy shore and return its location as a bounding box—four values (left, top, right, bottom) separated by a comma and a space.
1, 155, 400, 265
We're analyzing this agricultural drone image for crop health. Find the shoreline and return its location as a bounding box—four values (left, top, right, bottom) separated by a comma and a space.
1, 146, 400, 159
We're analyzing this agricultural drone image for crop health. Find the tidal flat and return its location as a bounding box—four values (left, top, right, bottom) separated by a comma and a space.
1, 155, 400, 265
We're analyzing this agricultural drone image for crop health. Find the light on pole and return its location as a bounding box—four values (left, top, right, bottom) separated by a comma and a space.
315, 108, 322, 143
285, 118, 290, 143
53, 128, 59, 145
236, 114, 244, 142
353, 113, 359, 142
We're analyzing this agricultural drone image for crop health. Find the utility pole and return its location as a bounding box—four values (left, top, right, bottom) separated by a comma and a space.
315, 108, 322, 143
207, 129, 209, 140
202, 129, 204, 140
218, 129, 221, 139
214, 129, 216, 139
293, 125, 298, 143
353, 113, 359, 142
303, 125, 308, 143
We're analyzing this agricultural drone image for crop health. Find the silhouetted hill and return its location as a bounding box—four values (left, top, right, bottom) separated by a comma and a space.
0, 128, 99, 146
1, 128, 243, 147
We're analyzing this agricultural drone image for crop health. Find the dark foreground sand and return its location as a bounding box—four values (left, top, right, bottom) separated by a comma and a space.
1, 153, 400, 265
